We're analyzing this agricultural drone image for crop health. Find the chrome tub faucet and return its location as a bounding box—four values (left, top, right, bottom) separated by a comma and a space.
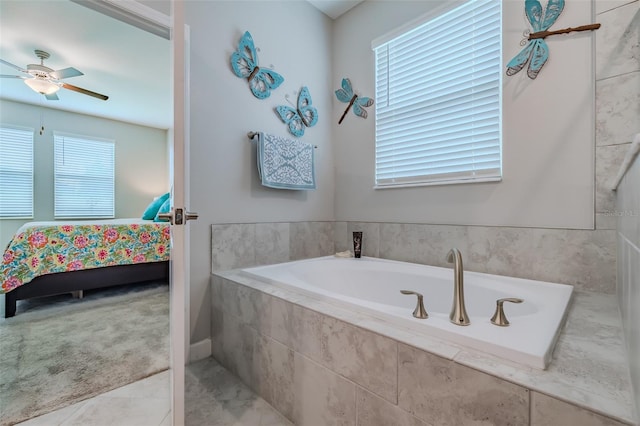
447, 248, 470, 326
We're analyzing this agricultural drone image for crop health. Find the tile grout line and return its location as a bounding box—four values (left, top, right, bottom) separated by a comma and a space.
354, 381, 359, 425
596, 69, 640, 83
596, 0, 640, 17
529, 389, 533, 425
396, 341, 399, 407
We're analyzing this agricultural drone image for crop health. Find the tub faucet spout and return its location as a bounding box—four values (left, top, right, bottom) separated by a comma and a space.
447, 248, 470, 326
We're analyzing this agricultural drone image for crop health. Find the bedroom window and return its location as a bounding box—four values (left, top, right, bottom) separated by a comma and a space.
0, 126, 34, 218
372, 0, 502, 188
54, 132, 115, 219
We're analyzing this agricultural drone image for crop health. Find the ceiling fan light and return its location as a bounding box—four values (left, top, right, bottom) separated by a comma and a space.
24, 78, 60, 95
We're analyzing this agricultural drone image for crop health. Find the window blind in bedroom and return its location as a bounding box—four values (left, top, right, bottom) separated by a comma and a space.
54, 132, 115, 219
0, 126, 34, 218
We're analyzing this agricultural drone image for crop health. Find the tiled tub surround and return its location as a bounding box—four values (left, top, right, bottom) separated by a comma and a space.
212, 222, 615, 294
336, 222, 617, 294
211, 222, 335, 272
616, 145, 640, 420
211, 271, 637, 425
242, 256, 573, 370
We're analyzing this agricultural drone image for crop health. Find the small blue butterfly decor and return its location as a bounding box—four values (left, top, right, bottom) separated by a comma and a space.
507, 0, 601, 79
230, 31, 284, 99
275, 86, 318, 138
335, 78, 374, 124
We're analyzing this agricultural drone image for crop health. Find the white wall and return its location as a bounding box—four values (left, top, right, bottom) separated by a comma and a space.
332, 0, 594, 229
0, 99, 169, 248
186, 1, 334, 343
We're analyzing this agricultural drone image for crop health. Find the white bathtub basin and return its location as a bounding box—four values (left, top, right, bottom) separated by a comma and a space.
242, 256, 573, 369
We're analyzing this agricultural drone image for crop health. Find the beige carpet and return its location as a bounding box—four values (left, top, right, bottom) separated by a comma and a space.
0, 281, 170, 426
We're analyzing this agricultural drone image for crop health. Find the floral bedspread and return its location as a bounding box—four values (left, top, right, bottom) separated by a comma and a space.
1, 219, 170, 294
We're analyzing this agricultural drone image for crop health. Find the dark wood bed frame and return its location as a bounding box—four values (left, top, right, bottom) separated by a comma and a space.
4, 261, 169, 318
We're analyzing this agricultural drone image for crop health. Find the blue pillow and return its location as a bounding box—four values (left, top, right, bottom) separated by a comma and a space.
154, 198, 171, 222
142, 192, 169, 220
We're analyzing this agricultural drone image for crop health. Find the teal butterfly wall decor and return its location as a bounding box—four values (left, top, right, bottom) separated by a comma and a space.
335, 78, 374, 124
275, 86, 318, 138
231, 31, 284, 99
507, 0, 600, 79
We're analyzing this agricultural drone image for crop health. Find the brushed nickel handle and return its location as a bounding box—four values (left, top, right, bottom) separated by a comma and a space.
400, 290, 428, 319
184, 211, 199, 221
156, 212, 174, 225
157, 208, 199, 225
490, 298, 524, 326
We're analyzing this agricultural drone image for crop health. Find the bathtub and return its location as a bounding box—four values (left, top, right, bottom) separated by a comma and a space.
241, 256, 573, 369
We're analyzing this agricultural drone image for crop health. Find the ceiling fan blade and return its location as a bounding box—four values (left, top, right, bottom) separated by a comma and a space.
61, 83, 109, 101
50, 67, 84, 80
0, 74, 26, 79
45, 93, 59, 101
0, 58, 27, 73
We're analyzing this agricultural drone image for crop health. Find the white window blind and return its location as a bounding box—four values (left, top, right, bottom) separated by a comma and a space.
54, 133, 115, 218
373, 0, 502, 187
0, 126, 34, 218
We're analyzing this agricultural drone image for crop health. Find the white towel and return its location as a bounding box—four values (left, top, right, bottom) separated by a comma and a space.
257, 132, 316, 190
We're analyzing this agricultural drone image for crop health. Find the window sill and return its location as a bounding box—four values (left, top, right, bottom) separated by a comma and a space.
374, 176, 502, 190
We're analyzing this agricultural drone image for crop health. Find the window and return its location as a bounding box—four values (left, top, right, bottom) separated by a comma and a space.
54, 133, 115, 218
373, 0, 502, 187
0, 126, 34, 218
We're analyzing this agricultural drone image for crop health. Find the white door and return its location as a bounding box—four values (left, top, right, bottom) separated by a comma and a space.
168, 2, 191, 425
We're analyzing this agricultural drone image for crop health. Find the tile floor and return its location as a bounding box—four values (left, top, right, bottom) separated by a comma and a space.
17, 358, 290, 426
16, 371, 172, 426
185, 358, 292, 426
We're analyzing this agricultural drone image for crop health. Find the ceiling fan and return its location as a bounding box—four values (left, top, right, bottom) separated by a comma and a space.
0, 49, 108, 101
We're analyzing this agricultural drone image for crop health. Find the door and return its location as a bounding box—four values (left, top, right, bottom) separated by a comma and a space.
168, 2, 191, 425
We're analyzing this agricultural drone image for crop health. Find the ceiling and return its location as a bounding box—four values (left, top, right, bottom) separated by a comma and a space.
0, 1, 363, 130
307, 0, 364, 19
0, 1, 171, 129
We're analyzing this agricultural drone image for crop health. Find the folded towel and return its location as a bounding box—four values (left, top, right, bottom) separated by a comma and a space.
257, 132, 316, 190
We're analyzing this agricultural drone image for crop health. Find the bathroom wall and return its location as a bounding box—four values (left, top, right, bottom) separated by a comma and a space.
186, 1, 334, 343
617, 151, 640, 421
333, 0, 594, 229
595, 0, 639, 227
595, 0, 639, 414
328, 0, 639, 294
0, 99, 169, 249
202, 0, 638, 345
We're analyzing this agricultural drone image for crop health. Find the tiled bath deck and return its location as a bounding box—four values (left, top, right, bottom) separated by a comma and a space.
214, 269, 638, 425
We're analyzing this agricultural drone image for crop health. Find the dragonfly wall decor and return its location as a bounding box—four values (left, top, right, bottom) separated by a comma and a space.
506, 0, 600, 79
335, 78, 374, 124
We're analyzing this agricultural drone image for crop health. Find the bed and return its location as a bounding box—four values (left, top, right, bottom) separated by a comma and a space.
1, 218, 170, 317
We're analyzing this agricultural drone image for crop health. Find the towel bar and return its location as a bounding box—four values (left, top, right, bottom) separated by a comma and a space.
247, 131, 318, 148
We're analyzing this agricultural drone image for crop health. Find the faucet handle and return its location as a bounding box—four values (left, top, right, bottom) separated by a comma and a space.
490, 298, 524, 326
401, 290, 428, 319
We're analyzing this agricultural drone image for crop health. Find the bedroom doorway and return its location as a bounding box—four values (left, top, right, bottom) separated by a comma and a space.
0, 1, 185, 425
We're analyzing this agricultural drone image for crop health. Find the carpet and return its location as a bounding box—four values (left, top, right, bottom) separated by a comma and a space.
0, 281, 170, 426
